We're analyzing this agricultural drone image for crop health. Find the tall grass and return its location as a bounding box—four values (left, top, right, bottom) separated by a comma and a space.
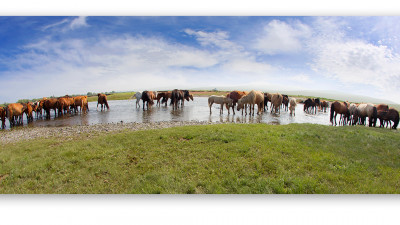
0, 123, 399, 194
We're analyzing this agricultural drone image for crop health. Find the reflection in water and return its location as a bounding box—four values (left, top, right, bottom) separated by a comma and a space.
4, 98, 332, 130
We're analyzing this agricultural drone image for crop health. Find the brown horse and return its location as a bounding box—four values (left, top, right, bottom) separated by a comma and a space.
376, 104, 389, 127
378, 108, 399, 129
0, 106, 6, 129
170, 89, 184, 110
271, 93, 283, 114
320, 101, 329, 112
227, 90, 247, 115
330, 101, 349, 126
57, 96, 73, 116
24, 102, 34, 123
74, 96, 89, 113
97, 93, 109, 111
281, 94, 289, 111
43, 98, 58, 119
141, 91, 155, 110
6, 103, 27, 127
263, 92, 272, 111
161, 91, 172, 106
156, 92, 167, 106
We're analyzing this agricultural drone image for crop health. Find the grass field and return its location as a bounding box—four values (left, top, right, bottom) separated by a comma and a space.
0, 123, 399, 194
87, 92, 136, 102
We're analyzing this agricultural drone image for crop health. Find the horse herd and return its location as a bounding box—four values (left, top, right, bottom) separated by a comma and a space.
0, 94, 109, 129
206, 90, 399, 130
0, 89, 399, 130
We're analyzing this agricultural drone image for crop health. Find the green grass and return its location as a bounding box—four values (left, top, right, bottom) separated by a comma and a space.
1, 123, 399, 194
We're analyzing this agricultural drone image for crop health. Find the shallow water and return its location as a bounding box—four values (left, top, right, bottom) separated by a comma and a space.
3, 97, 332, 130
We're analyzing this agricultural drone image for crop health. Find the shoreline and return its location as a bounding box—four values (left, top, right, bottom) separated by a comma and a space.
0, 120, 231, 144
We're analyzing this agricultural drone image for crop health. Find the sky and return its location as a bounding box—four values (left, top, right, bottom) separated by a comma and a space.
0, 16, 400, 103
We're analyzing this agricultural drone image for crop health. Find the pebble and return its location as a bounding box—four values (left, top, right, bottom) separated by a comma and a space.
0, 120, 231, 144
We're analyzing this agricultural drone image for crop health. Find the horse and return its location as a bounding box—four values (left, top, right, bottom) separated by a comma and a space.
141, 91, 155, 111
376, 104, 389, 127
23, 102, 34, 123
6, 103, 27, 127
263, 93, 272, 111
97, 93, 109, 111
226, 91, 247, 115
314, 98, 321, 111
156, 92, 167, 107
237, 90, 264, 115
378, 108, 399, 129
0, 106, 6, 129
161, 91, 172, 106
73, 96, 88, 113
208, 95, 233, 114
348, 103, 360, 126
134, 92, 142, 108
270, 93, 283, 114
170, 89, 184, 110
330, 101, 350, 126
56, 96, 73, 116
43, 98, 58, 119
281, 94, 289, 111
303, 98, 317, 114
182, 90, 193, 103
289, 98, 297, 116
320, 101, 329, 112
357, 103, 377, 127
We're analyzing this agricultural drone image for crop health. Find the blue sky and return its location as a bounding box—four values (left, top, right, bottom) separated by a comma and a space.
1, 16, 400, 103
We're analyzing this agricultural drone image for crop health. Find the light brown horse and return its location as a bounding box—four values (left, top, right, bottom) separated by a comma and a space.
330, 101, 349, 126
6, 103, 26, 127
357, 103, 377, 127
271, 93, 283, 114
208, 95, 233, 114
74, 96, 88, 113
237, 90, 264, 115
97, 93, 109, 111
289, 98, 297, 116
0, 106, 6, 129
24, 102, 34, 123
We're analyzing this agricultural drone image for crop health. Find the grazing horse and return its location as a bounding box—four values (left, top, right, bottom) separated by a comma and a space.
6, 103, 27, 127
156, 92, 167, 107
264, 93, 272, 111
43, 98, 58, 119
57, 96, 73, 116
227, 91, 247, 115
348, 103, 360, 125
376, 104, 389, 127
0, 106, 6, 129
357, 103, 377, 127
281, 94, 289, 111
270, 93, 283, 114
141, 91, 155, 111
134, 92, 142, 108
289, 98, 297, 116
97, 93, 109, 111
182, 90, 193, 103
303, 98, 317, 114
208, 95, 233, 114
330, 101, 350, 126
382, 108, 399, 129
320, 101, 329, 112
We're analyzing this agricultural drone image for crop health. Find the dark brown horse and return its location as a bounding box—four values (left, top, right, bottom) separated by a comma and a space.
170, 89, 183, 110
0, 106, 6, 129
281, 94, 289, 111
226, 90, 247, 115
97, 93, 109, 111
379, 108, 399, 129
43, 98, 58, 119
376, 104, 389, 127
330, 101, 350, 126
303, 98, 317, 114
263, 93, 272, 111
141, 91, 155, 110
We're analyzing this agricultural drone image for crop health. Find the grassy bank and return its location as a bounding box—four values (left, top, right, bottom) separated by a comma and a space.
87, 92, 136, 102
1, 123, 399, 194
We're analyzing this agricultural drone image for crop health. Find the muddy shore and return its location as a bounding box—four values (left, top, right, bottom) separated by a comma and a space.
0, 120, 230, 144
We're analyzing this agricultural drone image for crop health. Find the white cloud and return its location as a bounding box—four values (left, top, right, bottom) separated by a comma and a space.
252, 19, 312, 55
69, 16, 88, 30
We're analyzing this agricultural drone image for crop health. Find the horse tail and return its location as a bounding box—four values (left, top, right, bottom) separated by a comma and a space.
330, 103, 335, 123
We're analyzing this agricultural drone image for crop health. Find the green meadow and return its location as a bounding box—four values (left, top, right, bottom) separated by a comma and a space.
1, 123, 399, 194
